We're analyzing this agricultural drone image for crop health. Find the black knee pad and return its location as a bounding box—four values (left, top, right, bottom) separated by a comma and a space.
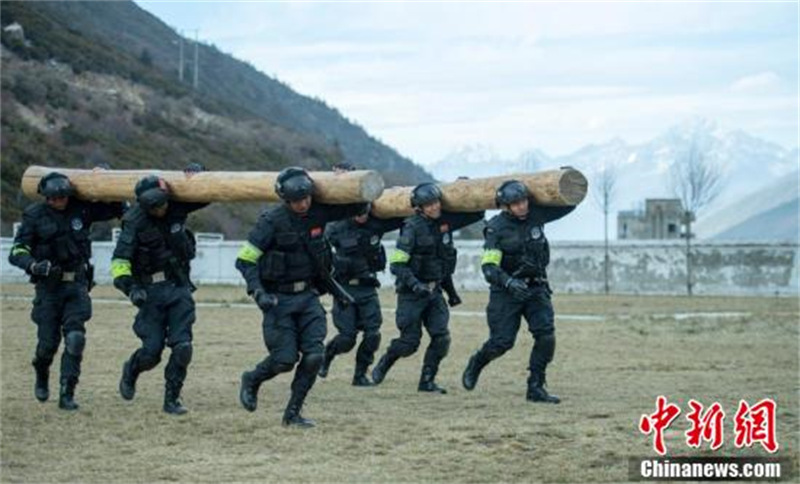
431, 334, 451, 358
65, 331, 86, 357
395, 339, 420, 357
299, 352, 324, 374
337, 335, 357, 353
172, 341, 193, 367
272, 360, 296, 374
137, 349, 163, 370
362, 331, 381, 352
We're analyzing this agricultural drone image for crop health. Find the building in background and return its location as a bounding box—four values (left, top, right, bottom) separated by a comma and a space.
618, 199, 686, 240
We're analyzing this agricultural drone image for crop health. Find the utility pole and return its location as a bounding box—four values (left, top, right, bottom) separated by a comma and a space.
177, 31, 184, 82
192, 29, 199, 89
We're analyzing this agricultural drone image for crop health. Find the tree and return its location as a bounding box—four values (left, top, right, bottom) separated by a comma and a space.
592, 164, 617, 294
670, 136, 723, 296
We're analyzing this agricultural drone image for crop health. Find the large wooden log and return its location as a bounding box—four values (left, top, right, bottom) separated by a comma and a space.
371, 168, 588, 219
20, 165, 385, 203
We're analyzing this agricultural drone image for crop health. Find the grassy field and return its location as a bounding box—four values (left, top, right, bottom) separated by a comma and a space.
1, 284, 798, 483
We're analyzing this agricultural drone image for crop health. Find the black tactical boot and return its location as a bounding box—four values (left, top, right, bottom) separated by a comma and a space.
317, 346, 335, 378
119, 359, 138, 401
418, 366, 447, 394
352, 371, 374, 387
527, 374, 560, 404
239, 371, 260, 412
58, 378, 79, 411
163, 383, 188, 415
34, 365, 49, 402
282, 393, 315, 428
371, 353, 397, 385
462, 353, 487, 391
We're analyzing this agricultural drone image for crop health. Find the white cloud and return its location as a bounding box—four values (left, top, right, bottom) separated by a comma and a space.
136, 1, 799, 165
730, 72, 783, 93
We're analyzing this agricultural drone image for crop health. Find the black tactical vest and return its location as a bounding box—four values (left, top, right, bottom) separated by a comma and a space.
29, 202, 92, 270
329, 219, 387, 280
407, 215, 458, 282
119, 206, 196, 277
493, 215, 550, 278
258, 206, 330, 283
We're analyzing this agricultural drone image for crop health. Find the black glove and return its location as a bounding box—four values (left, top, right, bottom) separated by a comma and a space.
447, 292, 462, 307
411, 281, 432, 297
29, 260, 52, 277
129, 286, 148, 308
505, 278, 534, 302
253, 288, 278, 311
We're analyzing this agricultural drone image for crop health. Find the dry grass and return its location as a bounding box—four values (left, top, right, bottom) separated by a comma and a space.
1, 284, 798, 483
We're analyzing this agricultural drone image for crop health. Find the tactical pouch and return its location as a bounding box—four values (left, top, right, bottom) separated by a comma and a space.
411, 255, 444, 282
333, 256, 352, 279
260, 251, 287, 280
367, 245, 387, 272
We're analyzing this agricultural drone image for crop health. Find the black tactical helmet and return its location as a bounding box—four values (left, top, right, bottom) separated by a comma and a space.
275, 166, 314, 202
495, 180, 529, 207
410, 182, 443, 208
38, 172, 75, 198
135, 175, 169, 210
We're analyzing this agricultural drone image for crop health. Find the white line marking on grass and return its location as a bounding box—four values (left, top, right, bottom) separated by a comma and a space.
2, 295, 751, 321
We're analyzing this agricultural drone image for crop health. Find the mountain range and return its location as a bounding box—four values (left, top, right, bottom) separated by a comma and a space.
430, 119, 799, 241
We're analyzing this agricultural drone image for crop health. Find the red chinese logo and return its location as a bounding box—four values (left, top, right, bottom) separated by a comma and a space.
733, 398, 779, 453
685, 399, 725, 450
639, 397, 778, 455
639, 395, 682, 455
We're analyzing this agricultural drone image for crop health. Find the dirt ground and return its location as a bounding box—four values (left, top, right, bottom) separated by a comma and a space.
1, 284, 797, 483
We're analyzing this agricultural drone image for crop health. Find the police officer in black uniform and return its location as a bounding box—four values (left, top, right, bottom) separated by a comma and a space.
371, 183, 484, 394
462, 180, 575, 403
317, 204, 404, 386
112, 168, 207, 415
237, 167, 367, 427
9, 172, 125, 410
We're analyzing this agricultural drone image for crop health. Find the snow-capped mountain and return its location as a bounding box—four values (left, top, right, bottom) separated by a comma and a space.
429, 119, 798, 241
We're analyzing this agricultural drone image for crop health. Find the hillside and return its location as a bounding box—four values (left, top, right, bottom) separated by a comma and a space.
17, 1, 431, 187
0, 1, 431, 238
713, 198, 799, 242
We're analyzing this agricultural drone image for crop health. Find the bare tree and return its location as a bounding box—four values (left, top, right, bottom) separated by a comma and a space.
592, 164, 617, 294
670, 136, 724, 296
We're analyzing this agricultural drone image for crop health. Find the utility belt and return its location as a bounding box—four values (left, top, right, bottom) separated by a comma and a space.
34, 264, 88, 285
340, 273, 380, 288
264, 280, 314, 294
139, 270, 175, 285
399, 280, 440, 293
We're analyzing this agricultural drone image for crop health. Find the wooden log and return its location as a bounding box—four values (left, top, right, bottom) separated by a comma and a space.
371, 168, 588, 219
20, 165, 385, 204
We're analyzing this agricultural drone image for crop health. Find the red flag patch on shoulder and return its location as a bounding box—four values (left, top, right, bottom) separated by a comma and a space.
439, 223, 450, 233
310, 226, 323, 237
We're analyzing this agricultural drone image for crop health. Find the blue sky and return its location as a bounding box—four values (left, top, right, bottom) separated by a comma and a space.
137, 1, 798, 166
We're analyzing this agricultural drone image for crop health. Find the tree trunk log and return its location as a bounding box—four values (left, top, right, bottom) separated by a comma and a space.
21, 165, 385, 204
371, 168, 588, 218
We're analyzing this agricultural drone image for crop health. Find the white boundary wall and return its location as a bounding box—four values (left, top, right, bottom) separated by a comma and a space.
1, 239, 797, 296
